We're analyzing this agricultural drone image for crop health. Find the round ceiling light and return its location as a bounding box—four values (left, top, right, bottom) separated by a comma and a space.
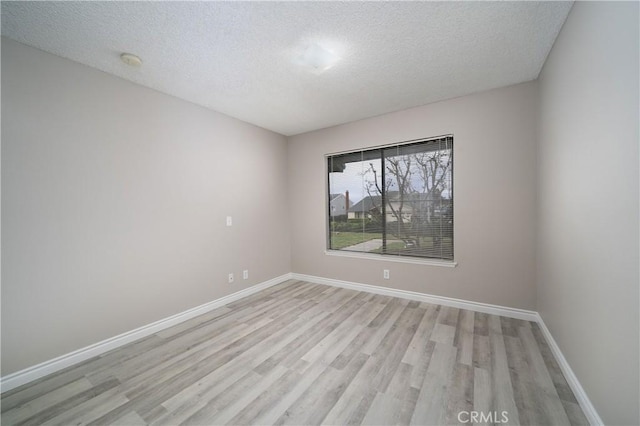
293, 43, 340, 74
120, 53, 142, 67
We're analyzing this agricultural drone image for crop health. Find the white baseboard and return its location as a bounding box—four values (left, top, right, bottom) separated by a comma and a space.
292, 272, 602, 426
534, 314, 604, 426
291, 273, 538, 321
1, 271, 602, 426
0, 273, 292, 393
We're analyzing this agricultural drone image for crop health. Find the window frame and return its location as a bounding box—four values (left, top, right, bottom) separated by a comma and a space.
325, 135, 455, 265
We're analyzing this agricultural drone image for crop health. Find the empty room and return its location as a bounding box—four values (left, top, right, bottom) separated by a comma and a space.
1, 1, 638, 425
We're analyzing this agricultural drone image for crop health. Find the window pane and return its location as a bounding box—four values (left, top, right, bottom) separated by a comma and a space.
328, 153, 382, 253
381, 139, 453, 259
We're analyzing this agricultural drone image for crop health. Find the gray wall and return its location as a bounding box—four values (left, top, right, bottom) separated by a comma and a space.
1, 38, 291, 375
537, 2, 639, 425
288, 82, 538, 310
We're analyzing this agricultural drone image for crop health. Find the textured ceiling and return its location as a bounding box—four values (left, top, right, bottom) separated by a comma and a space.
1, 1, 572, 136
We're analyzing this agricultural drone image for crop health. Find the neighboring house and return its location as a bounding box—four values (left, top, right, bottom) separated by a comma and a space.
347, 195, 379, 220
348, 191, 451, 223
348, 192, 410, 222
329, 193, 352, 217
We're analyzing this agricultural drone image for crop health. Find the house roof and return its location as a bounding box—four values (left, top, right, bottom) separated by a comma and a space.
349, 191, 449, 212
349, 193, 402, 212
349, 196, 381, 213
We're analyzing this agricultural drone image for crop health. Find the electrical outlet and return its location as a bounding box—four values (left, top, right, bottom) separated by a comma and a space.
226, 216, 233, 226
383, 269, 390, 279
243, 270, 249, 280
228, 273, 234, 284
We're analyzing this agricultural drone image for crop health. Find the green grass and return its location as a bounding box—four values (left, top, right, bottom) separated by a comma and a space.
330, 233, 453, 258
369, 237, 453, 257
329, 232, 382, 250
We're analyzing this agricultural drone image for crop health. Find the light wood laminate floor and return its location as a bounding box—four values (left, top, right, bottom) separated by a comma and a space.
1, 280, 588, 425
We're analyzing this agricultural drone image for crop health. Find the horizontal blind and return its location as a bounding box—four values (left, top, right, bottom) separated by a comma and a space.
327, 136, 453, 260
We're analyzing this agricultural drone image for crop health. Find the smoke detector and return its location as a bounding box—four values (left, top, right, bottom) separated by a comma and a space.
120, 53, 142, 67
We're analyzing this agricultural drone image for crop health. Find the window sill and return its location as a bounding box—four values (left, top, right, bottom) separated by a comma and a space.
324, 250, 457, 268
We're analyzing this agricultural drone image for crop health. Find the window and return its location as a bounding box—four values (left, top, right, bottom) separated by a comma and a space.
327, 136, 453, 260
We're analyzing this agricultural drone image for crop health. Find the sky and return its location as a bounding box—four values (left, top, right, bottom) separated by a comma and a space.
329, 160, 381, 204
